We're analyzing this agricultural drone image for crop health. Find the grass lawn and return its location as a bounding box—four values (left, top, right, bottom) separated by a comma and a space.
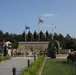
41, 59, 76, 75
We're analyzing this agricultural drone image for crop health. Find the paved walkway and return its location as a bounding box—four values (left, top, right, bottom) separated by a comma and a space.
0, 57, 34, 75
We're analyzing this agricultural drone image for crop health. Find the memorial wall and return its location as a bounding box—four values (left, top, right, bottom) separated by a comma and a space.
18, 42, 49, 54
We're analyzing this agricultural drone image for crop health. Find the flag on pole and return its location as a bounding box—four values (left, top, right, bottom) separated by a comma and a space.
25, 25, 30, 42
26, 26, 30, 29
39, 19, 44, 23
55, 26, 58, 29
53, 25, 58, 29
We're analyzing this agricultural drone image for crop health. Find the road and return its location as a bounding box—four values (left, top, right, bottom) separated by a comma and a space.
0, 57, 34, 75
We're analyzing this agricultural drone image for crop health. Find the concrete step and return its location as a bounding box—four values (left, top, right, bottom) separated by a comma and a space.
46, 54, 69, 59
56, 54, 68, 59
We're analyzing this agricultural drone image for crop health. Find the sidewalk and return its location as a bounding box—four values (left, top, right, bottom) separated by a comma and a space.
0, 57, 34, 75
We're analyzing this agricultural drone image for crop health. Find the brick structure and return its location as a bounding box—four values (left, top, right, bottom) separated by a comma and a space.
17, 42, 49, 55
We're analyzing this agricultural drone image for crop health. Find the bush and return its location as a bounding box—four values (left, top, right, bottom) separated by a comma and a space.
0, 56, 11, 62
20, 55, 45, 75
47, 39, 58, 58
67, 51, 76, 62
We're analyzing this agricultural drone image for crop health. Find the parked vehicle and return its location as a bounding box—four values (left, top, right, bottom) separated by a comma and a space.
27, 52, 35, 57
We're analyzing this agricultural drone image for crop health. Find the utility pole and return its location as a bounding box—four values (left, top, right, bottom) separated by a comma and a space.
52, 24, 54, 40
25, 25, 26, 42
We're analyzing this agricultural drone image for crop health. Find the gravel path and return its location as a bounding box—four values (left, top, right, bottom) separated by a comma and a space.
0, 57, 34, 75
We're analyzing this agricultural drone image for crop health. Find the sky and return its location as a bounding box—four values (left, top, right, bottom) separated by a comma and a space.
0, 0, 76, 38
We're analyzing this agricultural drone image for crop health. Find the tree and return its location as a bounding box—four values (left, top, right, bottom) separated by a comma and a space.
54, 33, 58, 40
12, 39, 18, 48
22, 31, 25, 41
11, 34, 18, 48
4, 32, 10, 41
58, 34, 64, 41
1, 29, 76, 50
47, 39, 57, 58
40, 30, 45, 41
64, 34, 74, 49
17, 34, 23, 41
0, 30, 4, 41
33, 30, 38, 41
45, 31, 49, 41
58, 34, 65, 48
48, 33, 52, 40
65, 34, 72, 41
27, 31, 32, 41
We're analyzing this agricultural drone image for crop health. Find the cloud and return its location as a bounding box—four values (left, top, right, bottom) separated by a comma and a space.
42, 13, 60, 17
44, 24, 51, 27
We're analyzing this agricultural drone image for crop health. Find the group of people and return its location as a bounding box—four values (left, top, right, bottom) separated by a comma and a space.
67, 50, 76, 62
11, 49, 24, 57
10, 47, 48, 57
39, 49, 47, 56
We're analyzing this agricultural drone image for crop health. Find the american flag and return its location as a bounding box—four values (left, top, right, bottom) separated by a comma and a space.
39, 19, 44, 23
54, 26, 58, 29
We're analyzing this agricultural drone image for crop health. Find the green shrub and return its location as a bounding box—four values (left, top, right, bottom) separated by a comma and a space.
0, 56, 11, 62
20, 55, 45, 75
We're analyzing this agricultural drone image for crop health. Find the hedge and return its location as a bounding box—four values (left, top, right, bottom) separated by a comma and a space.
20, 55, 45, 75
0, 56, 11, 62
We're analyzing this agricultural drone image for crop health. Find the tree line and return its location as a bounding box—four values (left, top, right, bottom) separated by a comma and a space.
0, 30, 76, 50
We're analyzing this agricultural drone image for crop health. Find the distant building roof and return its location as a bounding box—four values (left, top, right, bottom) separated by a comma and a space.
0, 42, 5, 45
0, 41, 11, 45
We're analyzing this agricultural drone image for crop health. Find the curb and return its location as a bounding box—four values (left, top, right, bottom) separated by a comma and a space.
38, 58, 46, 75
0, 58, 11, 64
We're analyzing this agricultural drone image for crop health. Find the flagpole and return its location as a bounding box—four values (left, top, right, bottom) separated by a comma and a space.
38, 23, 40, 41
52, 23, 54, 40
25, 24, 26, 42
38, 16, 40, 41
38, 17, 44, 41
